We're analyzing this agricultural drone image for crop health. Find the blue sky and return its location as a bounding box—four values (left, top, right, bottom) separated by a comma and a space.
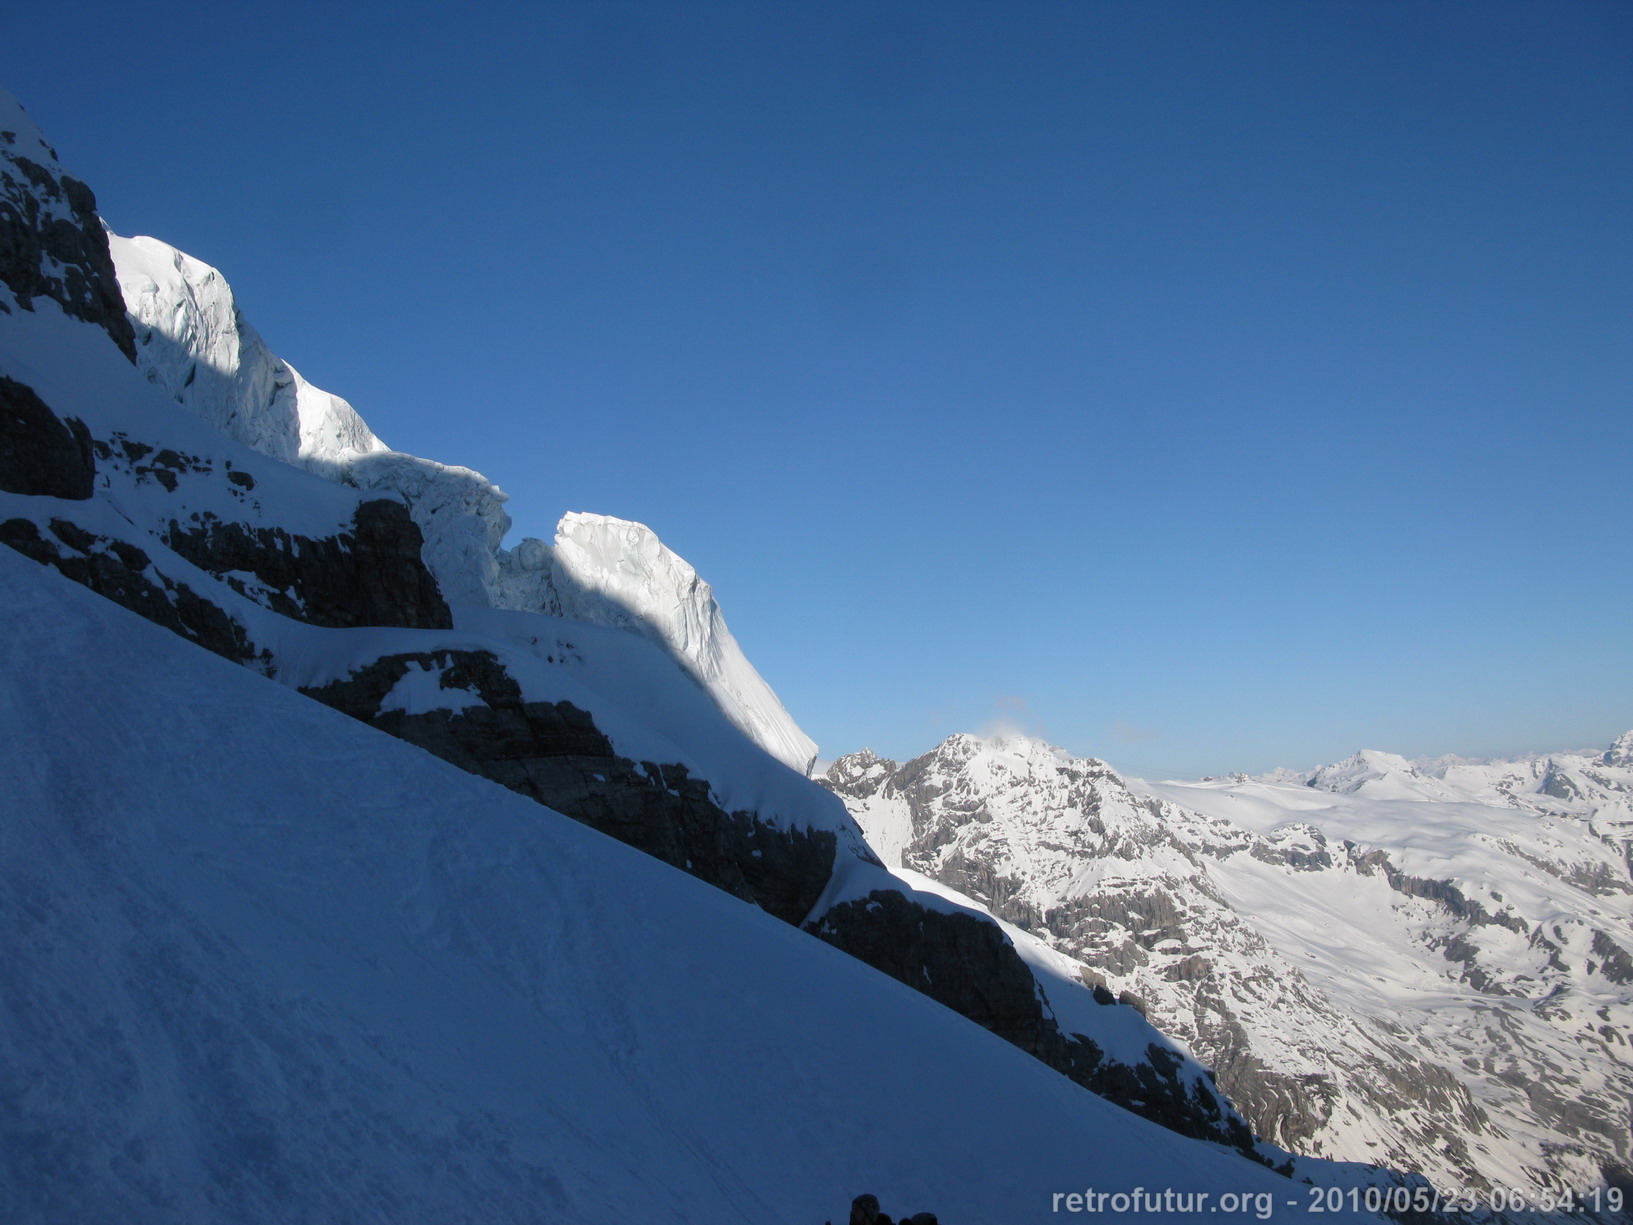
7, 1, 1630, 776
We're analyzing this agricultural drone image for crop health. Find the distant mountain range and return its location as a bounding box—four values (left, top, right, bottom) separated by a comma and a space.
822, 730, 1633, 1201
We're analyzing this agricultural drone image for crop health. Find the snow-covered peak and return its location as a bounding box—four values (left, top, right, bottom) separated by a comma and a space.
822, 747, 897, 799
0, 87, 59, 167
537, 512, 818, 775
831, 728, 1633, 1195
920, 731, 1114, 786
1304, 749, 1456, 801
110, 234, 387, 470
1604, 729, 1633, 768
107, 230, 515, 608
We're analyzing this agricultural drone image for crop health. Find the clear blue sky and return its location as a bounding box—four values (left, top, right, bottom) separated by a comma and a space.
7, 1, 1631, 777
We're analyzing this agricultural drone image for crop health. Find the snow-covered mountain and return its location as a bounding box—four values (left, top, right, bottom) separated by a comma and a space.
0, 85, 1380, 1215
824, 731, 1633, 1201
108, 227, 818, 774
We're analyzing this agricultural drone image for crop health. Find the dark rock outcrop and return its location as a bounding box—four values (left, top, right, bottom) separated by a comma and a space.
299, 647, 1272, 1155
1591, 930, 1633, 985
810, 889, 1091, 1062
1347, 845, 1539, 993
300, 648, 837, 925
0, 133, 136, 360
164, 499, 453, 631
0, 375, 93, 499
839, 1192, 938, 1225
808, 887, 1263, 1159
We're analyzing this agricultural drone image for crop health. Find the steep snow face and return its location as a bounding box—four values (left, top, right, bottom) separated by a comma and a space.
110, 234, 388, 469
498, 512, 818, 774
108, 232, 513, 608
0, 275, 1255, 1159
1, 548, 1367, 1225
825, 732, 1633, 1200
106, 233, 816, 770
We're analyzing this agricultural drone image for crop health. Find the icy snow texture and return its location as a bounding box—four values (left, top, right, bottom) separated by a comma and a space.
110, 234, 388, 468
109, 231, 511, 608
107, 230, 816, 772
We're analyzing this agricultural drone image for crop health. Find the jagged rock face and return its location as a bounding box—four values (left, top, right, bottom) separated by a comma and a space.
0, 409, 450, 644
824, 733, 1633, 1196
0, 105, 135, 361
0, 374, 93, 499
822, 746, 894, 800
812, 888, 1084, 1059
163, 497, 452, 632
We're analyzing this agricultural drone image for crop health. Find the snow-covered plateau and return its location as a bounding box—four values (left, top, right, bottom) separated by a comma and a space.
0, 84, 1410, 1219
824, 731, 1633, 1203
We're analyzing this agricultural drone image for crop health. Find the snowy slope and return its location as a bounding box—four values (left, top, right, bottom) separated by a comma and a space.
0, 273, 1260, 1155
497, 510, 819, 774
106, 223, 816, 773
825, 733, 1633, 1200
0, 544, 1373, 1224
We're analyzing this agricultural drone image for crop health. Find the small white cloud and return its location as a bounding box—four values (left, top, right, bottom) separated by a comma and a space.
979, 695, 1045, 743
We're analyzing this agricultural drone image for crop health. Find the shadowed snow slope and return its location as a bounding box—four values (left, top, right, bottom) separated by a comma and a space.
508, 510, 820, 774
0, 546, 1354, 1224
